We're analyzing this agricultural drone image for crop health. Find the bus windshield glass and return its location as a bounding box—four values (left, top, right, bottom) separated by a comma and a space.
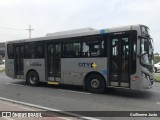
141, 26, 150, 37
140, 38, 154, 66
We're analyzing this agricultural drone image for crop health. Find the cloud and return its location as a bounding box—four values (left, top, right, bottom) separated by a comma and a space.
0, 0, 160, 52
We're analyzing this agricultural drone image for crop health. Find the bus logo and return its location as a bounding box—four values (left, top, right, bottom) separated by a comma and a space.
91, 63, 97, 68
78, 63, 97, 68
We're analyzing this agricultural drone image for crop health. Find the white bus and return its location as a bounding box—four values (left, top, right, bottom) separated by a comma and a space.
5, 25, 154, 93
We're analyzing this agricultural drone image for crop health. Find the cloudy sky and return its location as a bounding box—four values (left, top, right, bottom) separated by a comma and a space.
0, 0, 160, 52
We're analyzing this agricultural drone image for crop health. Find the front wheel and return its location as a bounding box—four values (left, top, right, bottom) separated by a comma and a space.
26, 71, 39, 86
86, 74, 106, 93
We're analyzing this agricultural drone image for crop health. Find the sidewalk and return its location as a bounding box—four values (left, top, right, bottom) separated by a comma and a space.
0, 100, 77, 120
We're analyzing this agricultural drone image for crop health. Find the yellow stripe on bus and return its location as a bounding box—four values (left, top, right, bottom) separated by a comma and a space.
47, 82, 59, 85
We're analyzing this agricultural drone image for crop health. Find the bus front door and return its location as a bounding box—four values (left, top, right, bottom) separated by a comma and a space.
15, 44, 24, 79
108, 34, 130, 88
47, 43, 61, 82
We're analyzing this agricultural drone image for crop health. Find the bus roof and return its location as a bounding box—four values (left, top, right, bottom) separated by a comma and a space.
46, 28, 96, 37
6, 24, 143, 44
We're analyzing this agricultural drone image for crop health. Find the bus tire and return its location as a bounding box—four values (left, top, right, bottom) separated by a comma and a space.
86, 74, 106, 93
26, 71, 39, 86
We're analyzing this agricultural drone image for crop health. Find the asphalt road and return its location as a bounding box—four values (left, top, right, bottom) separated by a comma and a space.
0, 72, 160, 120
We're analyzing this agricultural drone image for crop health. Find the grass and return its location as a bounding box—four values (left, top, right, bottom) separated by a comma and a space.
0, 67, 5, 73
155, 75, 160, 82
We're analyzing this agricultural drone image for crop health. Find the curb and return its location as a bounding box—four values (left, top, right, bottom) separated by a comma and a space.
0, 97, 100, 120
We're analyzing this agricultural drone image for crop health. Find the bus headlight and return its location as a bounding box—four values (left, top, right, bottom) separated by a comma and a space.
141, 71, 150, 80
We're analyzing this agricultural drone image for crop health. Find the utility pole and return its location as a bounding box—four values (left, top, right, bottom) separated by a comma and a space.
25, 25, 34, 39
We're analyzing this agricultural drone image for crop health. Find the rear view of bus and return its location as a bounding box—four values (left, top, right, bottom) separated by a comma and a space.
5, 25, 154, 93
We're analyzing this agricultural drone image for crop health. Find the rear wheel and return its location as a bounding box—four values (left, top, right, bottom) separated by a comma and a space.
26, 71, 39, 86
86, 74, 106, 93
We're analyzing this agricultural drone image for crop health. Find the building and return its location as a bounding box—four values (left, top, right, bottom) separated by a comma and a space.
0, 42, 5, 58
154, 53, 160, 57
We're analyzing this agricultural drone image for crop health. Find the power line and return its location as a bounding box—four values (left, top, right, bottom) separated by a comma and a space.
0, 34, 26, 39
0, 25, 35, 39
0, 26, 24, 30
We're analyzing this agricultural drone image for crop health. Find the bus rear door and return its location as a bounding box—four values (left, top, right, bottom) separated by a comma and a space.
47, 43, 61, 82
15, 44, 24, 79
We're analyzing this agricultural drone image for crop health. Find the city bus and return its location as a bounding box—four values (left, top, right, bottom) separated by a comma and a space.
5, 25, 154, 93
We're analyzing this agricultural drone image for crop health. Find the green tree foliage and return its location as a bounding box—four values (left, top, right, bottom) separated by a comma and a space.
154, 53, 159, 56
154, 56, 160, 64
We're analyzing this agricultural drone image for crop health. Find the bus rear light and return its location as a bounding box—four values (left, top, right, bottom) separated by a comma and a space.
131, 75, 139, 81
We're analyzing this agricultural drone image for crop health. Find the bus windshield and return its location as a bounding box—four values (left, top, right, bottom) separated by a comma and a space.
140, 38, 154, 66
141, 26, 150, 37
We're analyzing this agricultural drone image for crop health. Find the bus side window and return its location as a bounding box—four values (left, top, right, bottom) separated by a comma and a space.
7, 44, 14, 59
90, 43, 100, 57
36, 43, 44, 58
82, 42, 89, 57
25, 44, 29, 58
82, 35, 105, 58
63, 42, 81, 58
82, 40, 104, 57
73, 43, 81, 57
25, 42, 44, 59
55, 44, 61, 58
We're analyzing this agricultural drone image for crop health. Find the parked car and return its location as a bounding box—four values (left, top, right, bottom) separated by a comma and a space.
154, 62, 160, 72
0, 59, 5, 65
2, 59, 5, 64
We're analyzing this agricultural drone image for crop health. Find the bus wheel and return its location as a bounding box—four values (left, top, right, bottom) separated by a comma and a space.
27, 71, 39, 86
86, 74, 105, 93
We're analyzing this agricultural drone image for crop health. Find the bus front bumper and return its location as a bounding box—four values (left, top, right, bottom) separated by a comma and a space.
140, 76, 154, 89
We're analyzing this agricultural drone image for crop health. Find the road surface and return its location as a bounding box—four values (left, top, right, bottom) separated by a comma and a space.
0, 72, 160, 120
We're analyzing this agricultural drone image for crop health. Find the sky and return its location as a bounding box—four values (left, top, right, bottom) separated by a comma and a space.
0, 0, 160, 52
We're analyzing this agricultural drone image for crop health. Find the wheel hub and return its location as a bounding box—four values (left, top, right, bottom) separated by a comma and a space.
30, 75, 36, 84
91, 79, 100, 88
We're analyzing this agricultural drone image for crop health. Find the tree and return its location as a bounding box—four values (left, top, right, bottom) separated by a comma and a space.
154, 56, 160, 64
154, 52, 159, 55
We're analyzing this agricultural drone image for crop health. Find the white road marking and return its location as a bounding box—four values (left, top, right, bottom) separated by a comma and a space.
57, 117, 74, 120
5, 83, 25, 87
0, 97, 61, 112
80, 117, 101, 120
3, 117, 14, 120
58, 89, 91, 95
156, 102, 160, 105
0, 97, 100, 120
